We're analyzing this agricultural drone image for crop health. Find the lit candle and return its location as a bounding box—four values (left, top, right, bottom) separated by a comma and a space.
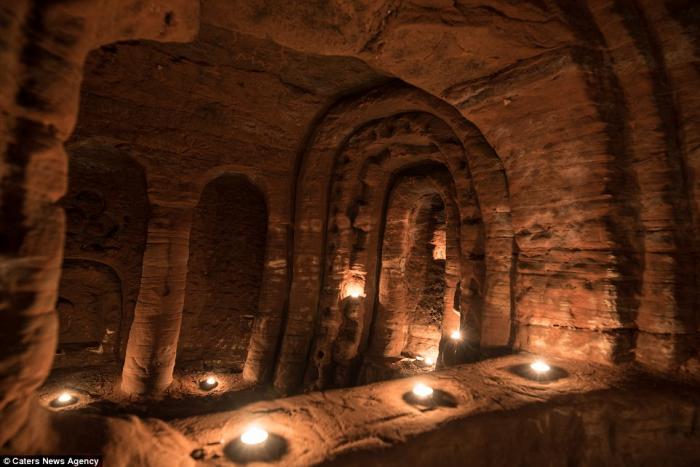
345, 283, 364, 299
530, 360, 551, 374
240, 426, 269, 446
412, 383, 434, 399
200, 376, 219, 390
52, 391, 77, 407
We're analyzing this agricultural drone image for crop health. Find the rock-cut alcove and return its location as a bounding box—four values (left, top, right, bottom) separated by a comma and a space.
288, 95, 502, 392
52, 144, 149, 371
54, 260, 121, 367
360, 164, 474, 384
2, 1, 700, 465
178, 173, 268, 374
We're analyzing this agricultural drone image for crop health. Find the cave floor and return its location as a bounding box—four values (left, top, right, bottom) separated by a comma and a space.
40, 367, 277, 420
40, 357, 438, 420
169, 354, 700, 465
42, 354, 700, 465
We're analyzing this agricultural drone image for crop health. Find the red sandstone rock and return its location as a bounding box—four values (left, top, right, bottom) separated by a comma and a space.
0, 0, 699, 463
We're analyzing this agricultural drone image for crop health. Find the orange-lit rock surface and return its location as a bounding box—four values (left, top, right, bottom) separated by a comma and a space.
174, 355, 700, 466
1, 0, 699, 463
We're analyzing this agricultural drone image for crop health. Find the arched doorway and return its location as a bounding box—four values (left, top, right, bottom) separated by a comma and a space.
278, 83, 513, 393
360, 165, 474, 383
178, 174, 268, 372
301, 111, 489, 390
57, 144, 149, 368
55, 260, 122, 368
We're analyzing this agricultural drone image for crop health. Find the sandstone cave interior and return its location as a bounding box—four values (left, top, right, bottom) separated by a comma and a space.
2, 1, 700, 466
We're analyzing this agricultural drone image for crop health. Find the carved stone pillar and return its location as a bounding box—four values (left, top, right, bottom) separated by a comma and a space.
121, 198, 196, 395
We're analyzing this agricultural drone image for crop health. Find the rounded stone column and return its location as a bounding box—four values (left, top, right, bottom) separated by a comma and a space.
121, 199, 195, 395
243, 221, 290, 384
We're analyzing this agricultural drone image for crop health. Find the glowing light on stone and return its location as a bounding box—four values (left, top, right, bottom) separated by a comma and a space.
450, 330, 461, 340
240, 426, 269, 446
424, 357, 435, 366
415, 355, 424, 361
432, 230, 446, 260
200, 375, 219, 390
530, 360, 551, 374
412, 383, 434, 399
52, 391, 77, 407
345, 283, 364, 299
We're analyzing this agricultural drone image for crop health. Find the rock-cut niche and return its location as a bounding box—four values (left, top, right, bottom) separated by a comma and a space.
178, 174, 268, 371
55, 260, 122, 367
56, 144, 149, 368
360, 165, 466, 383
301, 108, 488, 390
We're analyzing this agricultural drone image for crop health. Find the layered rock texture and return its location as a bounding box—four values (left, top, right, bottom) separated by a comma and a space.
0, 0, 699, 464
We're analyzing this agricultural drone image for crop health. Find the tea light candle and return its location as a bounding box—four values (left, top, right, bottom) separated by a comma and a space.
240, 426, 269, 446
52, 391, 77, 407
412, 383, 434, 399
530, 360, 551, 374
199, 376, 219, 390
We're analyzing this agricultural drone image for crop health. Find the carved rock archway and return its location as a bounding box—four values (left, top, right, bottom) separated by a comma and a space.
54, 260, 122, 367
178, 173, 268, 371
277, 83, 513, 392
358, 164, 477, 384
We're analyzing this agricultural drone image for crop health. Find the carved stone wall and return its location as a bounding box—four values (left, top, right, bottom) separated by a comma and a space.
58, 144, 149, 367
215, 0, 700, 379
69, 25, 387, 392
0, 0, 198, 451
361, 166, 467, 384
393, 192, 447, 358
2, 0, 699, 458
54, 260, 121, 368
293, 103, 497, 391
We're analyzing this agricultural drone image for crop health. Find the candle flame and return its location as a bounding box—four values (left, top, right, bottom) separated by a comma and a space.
345, 283, 364, 299
412, 383, 434, 398
530, 360, 551, 374
240, 426, 269, 445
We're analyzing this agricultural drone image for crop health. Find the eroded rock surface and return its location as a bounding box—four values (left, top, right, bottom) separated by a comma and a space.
1, 0, 699, 463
